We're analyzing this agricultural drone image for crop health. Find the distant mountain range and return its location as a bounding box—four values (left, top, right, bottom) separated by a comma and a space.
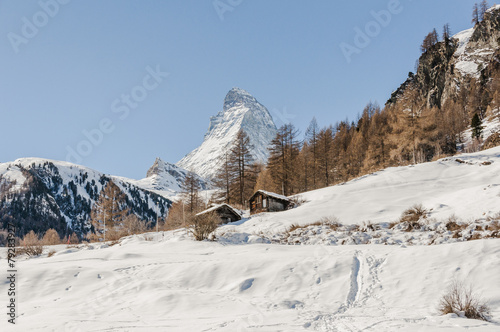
0, 158, 171, 236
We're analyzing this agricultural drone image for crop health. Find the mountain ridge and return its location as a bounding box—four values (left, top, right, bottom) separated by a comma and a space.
123, 157, 207, 198
0, 157, 171, 236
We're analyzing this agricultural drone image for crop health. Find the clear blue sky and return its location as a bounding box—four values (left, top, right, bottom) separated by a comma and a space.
0, 0, 484, 179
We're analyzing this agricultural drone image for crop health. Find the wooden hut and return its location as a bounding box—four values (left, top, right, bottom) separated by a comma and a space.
196, 203, 242, 224
249, 190, 290, 215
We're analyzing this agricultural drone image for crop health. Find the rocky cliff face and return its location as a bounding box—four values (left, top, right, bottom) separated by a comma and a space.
388, 5, 500, 109
177, 87, 277, 179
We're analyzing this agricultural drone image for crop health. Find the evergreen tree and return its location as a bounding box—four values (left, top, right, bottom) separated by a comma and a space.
471, 113, 483, 139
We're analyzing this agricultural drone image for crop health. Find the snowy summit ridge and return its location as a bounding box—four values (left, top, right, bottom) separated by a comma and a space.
177, 87, 277, 179
128, 157, 207, 197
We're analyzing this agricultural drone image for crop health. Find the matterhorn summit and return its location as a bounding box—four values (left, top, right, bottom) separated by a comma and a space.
177, 87, 277, 179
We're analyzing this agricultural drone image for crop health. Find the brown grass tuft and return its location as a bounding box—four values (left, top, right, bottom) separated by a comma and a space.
318, 216, 342, 230
438, 279, 490, 321
445, 215, 466, 232
400, 204, 428, 223
287, 224, 302, 233
391, 204, 429, 232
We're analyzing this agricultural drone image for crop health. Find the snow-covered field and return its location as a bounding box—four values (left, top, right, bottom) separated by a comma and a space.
2, 235, 499, 331
3, 147, 500, 331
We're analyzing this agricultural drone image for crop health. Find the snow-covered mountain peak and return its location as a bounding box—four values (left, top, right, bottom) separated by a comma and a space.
222, 87, 257, 111
125, 158, 207, 199
146, 157, 180, 178
177, 87, 277, 179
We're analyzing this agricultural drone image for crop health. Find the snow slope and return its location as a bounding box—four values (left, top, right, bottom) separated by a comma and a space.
177, 87, 277, 179
2, 234, 499, 331
452, 5, 500, 78
220, 147, 500, 238
453, 28, 481, 77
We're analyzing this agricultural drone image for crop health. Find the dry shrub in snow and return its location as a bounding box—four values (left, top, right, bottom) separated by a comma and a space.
445, 215, 466, 232
18, 231, 44, 257
468, 232, 482, 241
489, 220, 500, 238
392, 204, 428, 231
400, 204, 428, 222
122, 214, 151, 235
438, 279, 490, 321
359, 221, 379, 232
288, 195, 306, 208
287, 216, 341, 234
191, 212, 220, 241
318, 215, 342, 230
287, 224, 303, 233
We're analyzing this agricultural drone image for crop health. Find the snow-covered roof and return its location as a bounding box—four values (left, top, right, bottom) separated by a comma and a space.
196, 203, 241, 217
252, 190, 290, 202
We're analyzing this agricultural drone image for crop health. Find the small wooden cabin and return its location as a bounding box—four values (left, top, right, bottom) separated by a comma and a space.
249, 190, 290, 215
196, 203, 242, 224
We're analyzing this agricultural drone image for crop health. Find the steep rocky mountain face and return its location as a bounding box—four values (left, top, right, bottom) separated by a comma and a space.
388, 5, 500, 110
0, 158, 171, 237
128, 158, 207, 198
177, 87, 277, 179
